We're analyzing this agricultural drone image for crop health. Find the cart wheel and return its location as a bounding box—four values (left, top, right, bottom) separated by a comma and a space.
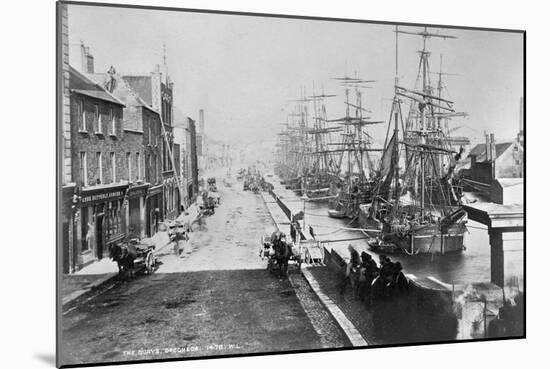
145, 253, 154, 274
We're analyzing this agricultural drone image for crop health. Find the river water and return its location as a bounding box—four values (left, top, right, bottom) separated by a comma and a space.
270, 177, 523, 288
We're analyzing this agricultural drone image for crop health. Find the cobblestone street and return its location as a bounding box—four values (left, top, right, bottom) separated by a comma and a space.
60, 182, 349, 366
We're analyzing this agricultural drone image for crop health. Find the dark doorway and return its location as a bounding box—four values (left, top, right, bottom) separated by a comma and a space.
62, 221, 70, 274
129, 197, 141, 236
96, 214, 104, 259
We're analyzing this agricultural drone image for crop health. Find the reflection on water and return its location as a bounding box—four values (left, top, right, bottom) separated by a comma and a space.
302, 200, 523, 287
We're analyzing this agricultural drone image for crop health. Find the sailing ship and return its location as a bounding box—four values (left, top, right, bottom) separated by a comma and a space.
276, 87, 342, 201
275, 103, 309, 191
359, 26, 468, 255
327, 76, 383, 219
302, 87, 342, 201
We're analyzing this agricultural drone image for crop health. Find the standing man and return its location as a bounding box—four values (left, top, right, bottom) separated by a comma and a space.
276, 234, 290, 280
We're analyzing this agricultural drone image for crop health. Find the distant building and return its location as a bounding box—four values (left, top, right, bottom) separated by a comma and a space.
464, 133, 524, 186
187, 117, 199, 201
173, 107, 200, 209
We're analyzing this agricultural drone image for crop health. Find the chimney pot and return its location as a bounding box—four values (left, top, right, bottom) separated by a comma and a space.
485, 133, 491, 162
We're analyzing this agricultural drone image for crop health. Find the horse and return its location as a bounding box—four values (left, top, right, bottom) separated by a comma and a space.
109, 243, 136, 281
274, 238, 292, 280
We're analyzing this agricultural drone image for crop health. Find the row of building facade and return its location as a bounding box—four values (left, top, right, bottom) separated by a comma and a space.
60, 37, 200, 273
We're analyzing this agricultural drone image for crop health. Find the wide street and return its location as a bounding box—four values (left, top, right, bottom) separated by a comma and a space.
60, 178, 349, 366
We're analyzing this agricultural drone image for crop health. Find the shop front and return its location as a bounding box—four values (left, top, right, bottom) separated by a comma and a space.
146, 184, 164, 237
163, 177, 180, 220
77, 184, 129, 267
126, 183, 149, 239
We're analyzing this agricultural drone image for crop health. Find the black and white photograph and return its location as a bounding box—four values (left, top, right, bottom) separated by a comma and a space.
55, 1, 525, 367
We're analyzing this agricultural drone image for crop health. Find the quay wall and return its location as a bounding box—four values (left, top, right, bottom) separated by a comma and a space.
268, 184, 509, 341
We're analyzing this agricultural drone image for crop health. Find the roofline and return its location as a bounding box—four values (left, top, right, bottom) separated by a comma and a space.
69, 65, 126, 107
70, 89, 126, 107
141, 104, 160, 115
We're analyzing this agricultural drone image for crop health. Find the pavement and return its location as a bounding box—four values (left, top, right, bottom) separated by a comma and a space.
60, 180, 349, 366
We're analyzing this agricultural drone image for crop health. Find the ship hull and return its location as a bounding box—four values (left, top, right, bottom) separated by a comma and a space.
305, 188, 331, 202
358, 206, 466, 255
328, 208, 347, 219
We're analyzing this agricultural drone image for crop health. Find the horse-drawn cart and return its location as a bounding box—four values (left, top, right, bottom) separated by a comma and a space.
260, 232, 302, 277
110, 238, 157, 279
129, 239, 156, 274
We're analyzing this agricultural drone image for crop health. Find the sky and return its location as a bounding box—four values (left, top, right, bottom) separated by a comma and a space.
67, 4, 523, 147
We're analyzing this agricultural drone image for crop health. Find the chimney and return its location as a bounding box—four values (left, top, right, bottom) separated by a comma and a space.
199, 109, 205, 134
490, 134, 496, 163
151, 65, 162, 112
86, 48, 94, 74
79, 43, 94, 74
485, 133, 491, 162
80, 43, 87, 72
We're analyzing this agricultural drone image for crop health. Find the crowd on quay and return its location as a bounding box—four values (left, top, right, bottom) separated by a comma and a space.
242, 168, 274, 193
341, 245, 409, 305
341, 245, 411, 339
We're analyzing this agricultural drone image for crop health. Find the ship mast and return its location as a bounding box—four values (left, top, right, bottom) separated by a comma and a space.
393, 25, 400, 203
396, 26, 456, 217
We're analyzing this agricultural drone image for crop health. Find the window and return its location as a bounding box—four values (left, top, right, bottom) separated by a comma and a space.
79, 152, 87, 186
148, 124, 152, 145
96, 152, 102, 184
80, 101, 86, 131
95, 105, 102, 133
145, 153, 150, 182
153, 153, 157, 181
136, 152, 141, 181
126, 152, 132, 181
110, 152, 116, 183
110, 109, 116, 136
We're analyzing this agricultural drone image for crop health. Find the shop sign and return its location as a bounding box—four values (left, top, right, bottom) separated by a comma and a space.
148, 185, 163, 196
128, 184, 149, 199
80, 186, 128, 205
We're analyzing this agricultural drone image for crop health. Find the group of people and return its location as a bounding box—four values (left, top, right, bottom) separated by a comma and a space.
342, 245, 409, 309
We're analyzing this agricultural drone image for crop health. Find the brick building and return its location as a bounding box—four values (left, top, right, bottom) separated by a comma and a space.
121, 67, 181, 224
69, 65, 132, 269
60, 40, 184, 273
87, 67, 169, 239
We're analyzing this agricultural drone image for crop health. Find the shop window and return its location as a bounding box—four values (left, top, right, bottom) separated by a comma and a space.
107, 201, 122, 240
